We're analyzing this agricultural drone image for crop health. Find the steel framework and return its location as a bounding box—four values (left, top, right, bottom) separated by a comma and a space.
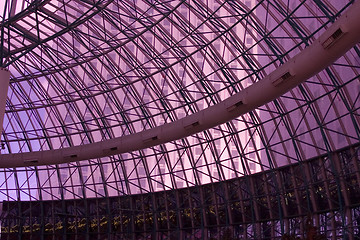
1, 144, 360, 239
0, 0, 359, 239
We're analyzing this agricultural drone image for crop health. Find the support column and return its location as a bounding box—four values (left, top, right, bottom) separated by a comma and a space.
0, 68, 10, 141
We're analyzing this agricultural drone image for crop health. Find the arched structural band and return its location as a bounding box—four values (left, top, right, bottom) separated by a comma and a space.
1, 0, 360, 168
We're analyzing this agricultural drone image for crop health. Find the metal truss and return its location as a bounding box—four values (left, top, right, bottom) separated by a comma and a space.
0, 0, 359, 239
1, 0, 360, 167
0, 0, 357, 153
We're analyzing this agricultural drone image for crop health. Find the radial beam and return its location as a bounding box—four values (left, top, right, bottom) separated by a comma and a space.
1, 0, 360, 168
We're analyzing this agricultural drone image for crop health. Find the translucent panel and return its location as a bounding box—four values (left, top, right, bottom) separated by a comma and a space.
0, 0, 359, 237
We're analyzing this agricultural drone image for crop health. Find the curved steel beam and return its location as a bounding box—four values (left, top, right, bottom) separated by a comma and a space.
1, 0, 360, 168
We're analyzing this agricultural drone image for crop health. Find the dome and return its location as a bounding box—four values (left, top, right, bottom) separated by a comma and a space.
0, 0, 359, 239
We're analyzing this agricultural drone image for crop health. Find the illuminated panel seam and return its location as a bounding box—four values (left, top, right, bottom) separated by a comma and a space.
1, 0, 360, 168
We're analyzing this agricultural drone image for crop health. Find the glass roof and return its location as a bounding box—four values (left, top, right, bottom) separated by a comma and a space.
0, 0, 359, 201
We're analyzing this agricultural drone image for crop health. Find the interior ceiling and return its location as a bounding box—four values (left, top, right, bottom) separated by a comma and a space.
0, 0, 359, 200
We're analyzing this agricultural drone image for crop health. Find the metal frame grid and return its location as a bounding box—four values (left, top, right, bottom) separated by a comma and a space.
1, 144, 359, 239
0, 0, 359, 239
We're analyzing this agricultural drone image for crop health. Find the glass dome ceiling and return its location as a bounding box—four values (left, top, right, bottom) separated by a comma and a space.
0, 0, 359, 201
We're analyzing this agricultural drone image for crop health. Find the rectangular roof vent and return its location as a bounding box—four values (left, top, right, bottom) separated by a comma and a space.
272, 71, 293, 87
143, 136, 158, 143
322, 27, 345, 49
227, 100, 244, 112
184, 121, 200, 130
